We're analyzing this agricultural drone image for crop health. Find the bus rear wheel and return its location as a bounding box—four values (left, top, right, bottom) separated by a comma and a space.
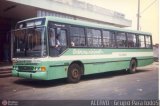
128, 59, 137, 74
67, 63, 81, 83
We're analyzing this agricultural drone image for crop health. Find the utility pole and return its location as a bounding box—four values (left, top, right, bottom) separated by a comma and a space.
137, 0, 140, 30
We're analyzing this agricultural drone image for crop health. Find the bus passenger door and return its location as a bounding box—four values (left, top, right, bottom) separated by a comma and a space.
58, 29, 67, 54
48, 27, 67, 56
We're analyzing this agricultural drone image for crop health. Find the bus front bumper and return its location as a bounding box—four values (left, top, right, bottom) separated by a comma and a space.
12, 70, 47, 80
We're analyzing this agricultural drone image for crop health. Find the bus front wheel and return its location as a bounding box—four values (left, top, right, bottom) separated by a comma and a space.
67, 63, 81, 83
128, 59, 137, 74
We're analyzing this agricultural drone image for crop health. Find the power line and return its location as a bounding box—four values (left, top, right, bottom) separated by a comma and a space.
140, 0, 157, 14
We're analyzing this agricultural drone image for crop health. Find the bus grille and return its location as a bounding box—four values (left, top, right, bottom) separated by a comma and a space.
18, 66, 35, 72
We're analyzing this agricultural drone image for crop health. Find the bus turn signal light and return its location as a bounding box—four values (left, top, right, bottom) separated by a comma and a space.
41, 66, 46, 72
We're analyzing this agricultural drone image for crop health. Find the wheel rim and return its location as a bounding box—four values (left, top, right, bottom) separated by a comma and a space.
131, 62, 136, 72
71, 68, 79, 79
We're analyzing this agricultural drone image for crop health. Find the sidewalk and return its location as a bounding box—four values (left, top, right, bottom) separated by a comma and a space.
0, 62, 12, 78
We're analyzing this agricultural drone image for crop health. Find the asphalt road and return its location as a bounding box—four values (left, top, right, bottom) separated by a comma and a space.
0, 62, 159, 101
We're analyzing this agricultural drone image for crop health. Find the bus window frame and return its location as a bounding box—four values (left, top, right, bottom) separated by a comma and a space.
47, 21, 153, 50
101, 29, 116, 48
145, 35, 152, 48
47, 21, 69, 57
126, 33, 137, 48
137, 34, 146, 48
115, 31, 128, 48
86, 28, 102, 48
69, 25, 86, 47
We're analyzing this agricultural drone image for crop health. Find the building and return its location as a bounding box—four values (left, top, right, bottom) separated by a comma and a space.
0, 0, 132, 62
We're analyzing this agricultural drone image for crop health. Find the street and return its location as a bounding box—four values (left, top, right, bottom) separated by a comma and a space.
0, 62, 158, 100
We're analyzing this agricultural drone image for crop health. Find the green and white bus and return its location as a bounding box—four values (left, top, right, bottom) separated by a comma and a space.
12, 16, 153, 83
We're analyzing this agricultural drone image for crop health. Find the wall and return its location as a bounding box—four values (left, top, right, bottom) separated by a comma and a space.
0, 18, 11, 62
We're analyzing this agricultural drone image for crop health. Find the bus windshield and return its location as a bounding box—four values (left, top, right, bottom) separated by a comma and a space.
13, 27, 47, 58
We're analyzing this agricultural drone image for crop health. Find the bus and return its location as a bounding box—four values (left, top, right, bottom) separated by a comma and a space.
11, 16, 153, 83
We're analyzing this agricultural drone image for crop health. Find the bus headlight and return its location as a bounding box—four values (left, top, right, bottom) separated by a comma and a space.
34, 66, 46, 72
35, 67, 40, 71
13, 66, 18, 70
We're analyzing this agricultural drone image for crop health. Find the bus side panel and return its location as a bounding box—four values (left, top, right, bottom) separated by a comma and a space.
83, 56, 153, 75
84, 59, 130, 75
47, 65, 68, 80
137, 58, 153, 67
84, 64, 101, 74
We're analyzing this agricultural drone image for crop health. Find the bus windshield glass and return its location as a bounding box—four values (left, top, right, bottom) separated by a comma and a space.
13, 27, 47, 58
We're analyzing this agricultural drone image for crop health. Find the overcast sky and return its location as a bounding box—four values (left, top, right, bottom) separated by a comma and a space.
79, 0, 159, 44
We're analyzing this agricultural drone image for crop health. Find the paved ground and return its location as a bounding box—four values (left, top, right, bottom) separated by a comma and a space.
0, 62, 159, 101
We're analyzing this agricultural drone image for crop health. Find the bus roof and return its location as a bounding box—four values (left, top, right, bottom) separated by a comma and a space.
18, 16, 151, 35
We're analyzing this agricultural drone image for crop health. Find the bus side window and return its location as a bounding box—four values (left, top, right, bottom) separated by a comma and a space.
127, 33, 136, 48
138, 35, 145, 48
70, 26, 85, 47
102, 30, 116, 48
145, 36, 151, 48
87, 28, 102, 47
116, 32, 127, 48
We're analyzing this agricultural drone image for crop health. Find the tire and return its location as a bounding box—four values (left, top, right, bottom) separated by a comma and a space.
128, 59, 137, 74
67, 63, 81, 83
